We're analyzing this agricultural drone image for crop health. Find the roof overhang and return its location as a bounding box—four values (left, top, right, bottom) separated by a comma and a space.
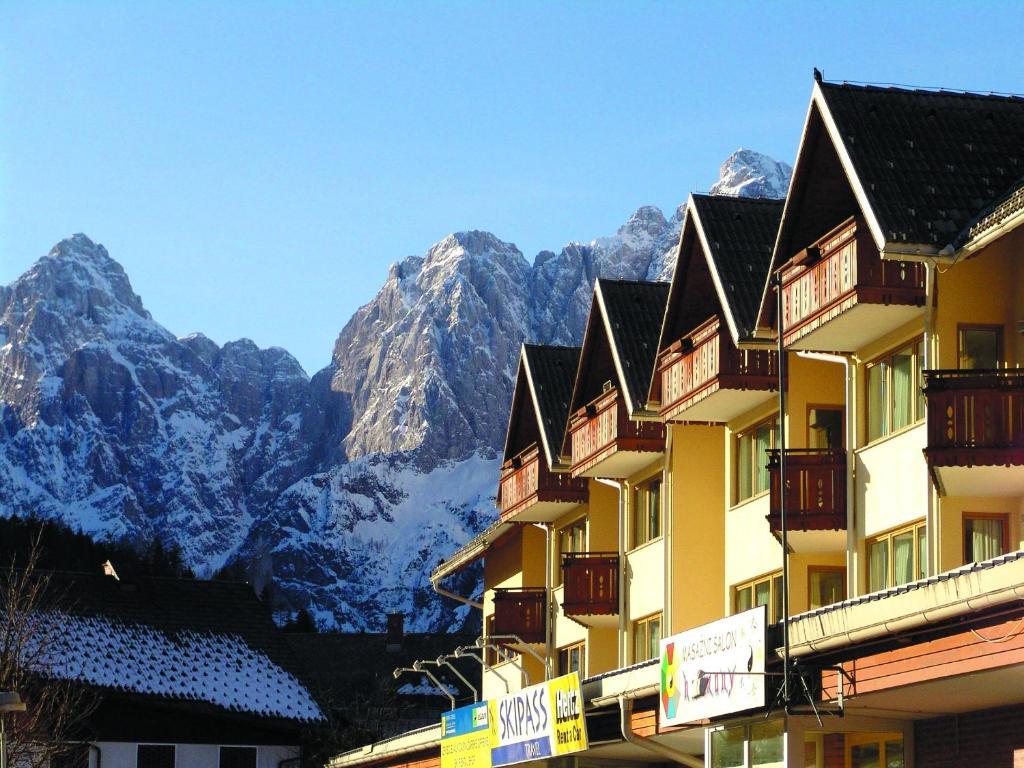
330, 724, 441, 768
430, 519, 515, 584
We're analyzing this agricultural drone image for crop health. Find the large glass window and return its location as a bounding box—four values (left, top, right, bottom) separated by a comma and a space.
137, 746, 175, 768
711, 722, 786, 768
219, 748, 257, 768
808, 567, 846, 610
959, 325, 1003, 369
734, 572, 784, 623
964, 513, 1009, 563
736, 416, 779, 502
867, 522, 926, 592
633, 477, 662, 548
558, 642, 586, 677
710, 725, 746, 768
847, 734, 904, 768
866, 340, 925, 443
633, 613, 662, 663
557, 517, 587, 585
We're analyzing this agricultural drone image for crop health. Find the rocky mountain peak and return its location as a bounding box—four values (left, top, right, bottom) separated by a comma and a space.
709, 148, 792, 199
619, 205, 669, 238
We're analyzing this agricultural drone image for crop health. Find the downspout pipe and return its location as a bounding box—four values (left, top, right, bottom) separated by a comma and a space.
663, 427, 674, 635
794, 350, 857, 598
923, 260, 938, 577
534, 522, 554, 681
618, 696, 704, 768
596, 477, 627, 669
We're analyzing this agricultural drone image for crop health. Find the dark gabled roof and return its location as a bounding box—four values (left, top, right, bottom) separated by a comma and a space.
33, 572, 322, 722
777, 80, 1024, 261
520, 344, 580, 466
689, 195, 784, 339
569, 279, 668, 417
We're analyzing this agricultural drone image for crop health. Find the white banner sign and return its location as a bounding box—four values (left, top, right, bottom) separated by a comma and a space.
659, 605, 766, 726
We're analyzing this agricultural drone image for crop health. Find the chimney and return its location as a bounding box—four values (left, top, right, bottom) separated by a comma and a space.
386, 613, 404, 653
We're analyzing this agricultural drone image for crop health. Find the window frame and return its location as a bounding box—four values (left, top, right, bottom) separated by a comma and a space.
732, 570, 784, 623
957, 323, 1004, 370
557, 515, 588, 585
845, 732, 904, 768
963, 512, 1010, 564
632, 612, 662, 664
866, 520, 927, 593
734, 414, 779, 504
631, 474, 663, 550
864, 337, 925, 445
806, 566, 846, 611
557, 641, 586, 677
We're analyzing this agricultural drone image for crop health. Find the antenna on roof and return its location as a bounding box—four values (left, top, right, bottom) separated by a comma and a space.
813, 67, 823, 83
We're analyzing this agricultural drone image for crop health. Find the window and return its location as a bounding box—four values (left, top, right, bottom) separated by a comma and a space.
959, 324, 1003, 369
808, 406, 843, 450
557, 642, 586, 677
633, 613, 662, 663
964, 513, 1009, 563
137, 746, 175, 768
866, 340, 925, 443
808, 567, 845, 610
867, 522, 926, 592
633, 477, 662, 548
710, 725, 745, 768
557, 517, 587, 585
847, 734, 904, 768
733, 571, 784, 623
219, 749, 257, 768
710, 721, 786, 768
736, 416, 779, 502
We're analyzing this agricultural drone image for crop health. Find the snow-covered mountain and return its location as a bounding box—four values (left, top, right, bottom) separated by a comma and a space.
709, 149, 792, 199
0, 151, 789, 631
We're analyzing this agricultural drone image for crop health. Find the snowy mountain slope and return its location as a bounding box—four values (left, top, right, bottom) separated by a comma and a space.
0, 151, 789, 630
709, 148, 792, 199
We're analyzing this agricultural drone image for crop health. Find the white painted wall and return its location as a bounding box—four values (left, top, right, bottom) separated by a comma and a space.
91, 743, 298, 768
857, 424, 928, 537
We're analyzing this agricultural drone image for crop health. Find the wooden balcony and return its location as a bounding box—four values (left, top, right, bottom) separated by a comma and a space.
568, 387, 665, 478
767, 449, 846, 552
498, 445, 588, 522
779, 217, 925, 351
657, 314, 777, 423
492, 587, 546, 645
924, 369, 1024, 497
561, 552, 618, 627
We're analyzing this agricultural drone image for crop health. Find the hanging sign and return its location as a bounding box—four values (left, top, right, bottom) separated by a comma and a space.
488, 672, 588, 766
441, 702, 492, 768
659, 605, 766, 727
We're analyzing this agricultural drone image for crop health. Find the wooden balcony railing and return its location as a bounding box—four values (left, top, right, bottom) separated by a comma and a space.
561, 552, 619, 617
498, 444, 587, 520
568, 387, 664, 476
766, 449, 846, 532
924, 369, 1024, 467
657, 314, 777, 418
779, 217, 925, 346
492, 588, 546, 644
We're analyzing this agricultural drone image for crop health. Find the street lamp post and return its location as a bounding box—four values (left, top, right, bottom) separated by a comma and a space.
0, 691, 26, 768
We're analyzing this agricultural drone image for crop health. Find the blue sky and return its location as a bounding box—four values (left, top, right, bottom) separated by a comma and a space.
2, 2, 1022, 374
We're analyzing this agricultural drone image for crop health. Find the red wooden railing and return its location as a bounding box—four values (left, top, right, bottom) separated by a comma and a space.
498, 444, 587, 520
561, 552, 619, 617
924, 369, 1024, 467
779, 217, 925, 346
766, 449, 846, 532
492, 588, 546, 644
657, 314, 777, 417
568, 388, 664, 476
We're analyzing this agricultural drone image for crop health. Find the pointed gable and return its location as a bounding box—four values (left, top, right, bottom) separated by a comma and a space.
568, 279, 669, 428
503, 344, 581, 469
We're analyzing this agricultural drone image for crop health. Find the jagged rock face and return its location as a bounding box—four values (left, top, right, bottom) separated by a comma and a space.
0, 235, 346, 571
330, 232, 532, 465
1, 151, 790, 630
709, 148, 793, 199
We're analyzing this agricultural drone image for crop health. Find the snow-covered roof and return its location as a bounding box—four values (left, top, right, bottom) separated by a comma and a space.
27, 573, 323, 723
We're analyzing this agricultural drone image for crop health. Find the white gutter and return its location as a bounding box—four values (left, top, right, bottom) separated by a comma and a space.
618, 696, 704, 768
794, 350, 858, 597
329, 725, 441, 768
787, 554, 1024, 657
